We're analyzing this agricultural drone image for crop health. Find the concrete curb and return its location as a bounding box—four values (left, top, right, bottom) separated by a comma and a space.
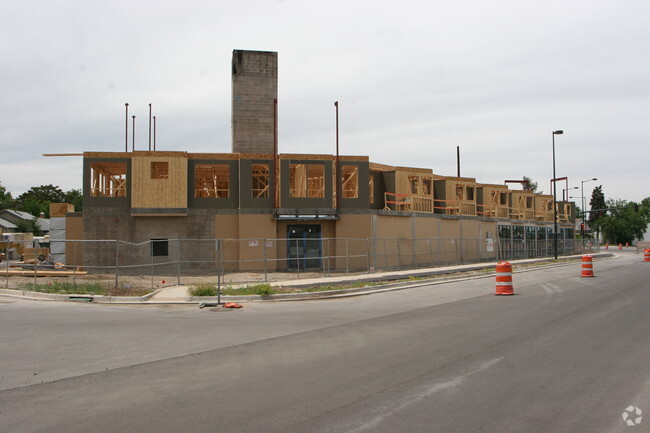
0, 253, 613, 305
0, 288, 160, 303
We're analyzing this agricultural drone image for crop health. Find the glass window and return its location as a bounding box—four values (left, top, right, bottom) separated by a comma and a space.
195, 164, 229, 198
90, 162, 127, 197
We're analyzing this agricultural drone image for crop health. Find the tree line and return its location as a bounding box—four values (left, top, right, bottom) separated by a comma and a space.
587, 185, 650, 245
0, 182, 83, 219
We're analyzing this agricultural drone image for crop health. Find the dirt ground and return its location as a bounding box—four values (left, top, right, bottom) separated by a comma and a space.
0, 269, 342, 291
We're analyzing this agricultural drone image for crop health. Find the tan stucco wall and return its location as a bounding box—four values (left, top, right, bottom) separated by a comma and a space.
334, 214, 372, 271
238, 214, 277, 271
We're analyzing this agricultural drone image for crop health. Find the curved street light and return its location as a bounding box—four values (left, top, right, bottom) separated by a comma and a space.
581, 177, 598, 242
552, 130, 563, 259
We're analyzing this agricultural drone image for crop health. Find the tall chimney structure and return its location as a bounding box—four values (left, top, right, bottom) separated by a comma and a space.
231, 50, 278, 154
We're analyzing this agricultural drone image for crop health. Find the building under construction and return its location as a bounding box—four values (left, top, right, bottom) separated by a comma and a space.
53, 50, 577, 273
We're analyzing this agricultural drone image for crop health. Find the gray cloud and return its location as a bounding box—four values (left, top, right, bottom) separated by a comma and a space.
1, 0, 648, 204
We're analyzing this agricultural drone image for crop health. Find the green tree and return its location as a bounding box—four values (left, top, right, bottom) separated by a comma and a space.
588, 185, 607, 234
598, 199, 649, 244
522, 176, 539, 193
63, 188, 83, 212
14, 185, 66, 218
14, 218, 43, 236
0, 182, 13, 210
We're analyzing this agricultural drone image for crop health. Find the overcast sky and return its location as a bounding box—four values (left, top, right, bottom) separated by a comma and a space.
1, 0, 648, 206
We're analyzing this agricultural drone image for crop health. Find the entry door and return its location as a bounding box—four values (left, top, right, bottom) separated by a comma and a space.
287, 224, 322, 269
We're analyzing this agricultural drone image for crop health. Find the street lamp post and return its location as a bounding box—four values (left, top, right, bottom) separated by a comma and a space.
552, 130, 563, 259
581, 177, 598, 244
563, 186, 578, 202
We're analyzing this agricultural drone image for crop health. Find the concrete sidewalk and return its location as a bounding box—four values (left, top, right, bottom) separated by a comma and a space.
1, 253, 613, 305
152, 253, 613, 303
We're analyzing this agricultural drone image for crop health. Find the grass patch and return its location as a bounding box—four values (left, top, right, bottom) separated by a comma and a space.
190, 283, 276, 297
21, 282, 151, 297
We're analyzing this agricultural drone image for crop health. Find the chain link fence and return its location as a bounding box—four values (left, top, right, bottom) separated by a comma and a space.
1, 235, 599, 290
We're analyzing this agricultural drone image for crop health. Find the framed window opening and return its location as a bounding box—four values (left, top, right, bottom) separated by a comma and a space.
289, 163, 324, 198
341, 165, 358, 199
251, 164, 270, 198
90, 162, 127, 197
195, 164, 230, 198
151, 162, 169, 179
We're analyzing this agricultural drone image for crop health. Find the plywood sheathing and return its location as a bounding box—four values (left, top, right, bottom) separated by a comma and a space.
50, 203, 74, 217
433, 176, 477, 216
509, 190, 537, 220
477, 184, 509, 219
369, 162, 396, 172
534, 194, 555, 222
131, 155, 188, 209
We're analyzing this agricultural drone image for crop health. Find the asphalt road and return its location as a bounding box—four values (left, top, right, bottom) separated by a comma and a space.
1, 251, 649, 433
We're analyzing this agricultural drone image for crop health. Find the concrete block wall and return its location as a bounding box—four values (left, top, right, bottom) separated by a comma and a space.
232, 50, 278, 154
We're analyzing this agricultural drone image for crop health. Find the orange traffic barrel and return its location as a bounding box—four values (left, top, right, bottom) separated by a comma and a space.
619, 243, 623, 250
644, 249, 650, 262
495, 261, 514, 295
581, 255, 595, 277
605, 243, 609, 249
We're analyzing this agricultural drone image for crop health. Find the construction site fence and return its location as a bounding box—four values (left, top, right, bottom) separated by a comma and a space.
1, 236, 600, 291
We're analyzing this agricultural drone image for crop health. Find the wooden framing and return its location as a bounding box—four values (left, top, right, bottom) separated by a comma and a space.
341, 165, 359, 199
195, 164, 230, 198
534, 194, 555, 222
90, 162, 127, 197
289, 163, 325, 198
509, 190, 537, 220
477, 183, 509, 219
251, 163, 270, 198
434, 176, 477, 216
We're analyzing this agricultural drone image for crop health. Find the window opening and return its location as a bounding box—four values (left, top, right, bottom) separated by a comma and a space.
90, 162, 127, 197
195, 164, 230, 198
341, 165, 358, 199
151, 239, 168, 257
251, 164, 269, 198
409, 176, 419, 195
151, 162, 169, 179
422, 178, 432, 195
290, 163, 324, 198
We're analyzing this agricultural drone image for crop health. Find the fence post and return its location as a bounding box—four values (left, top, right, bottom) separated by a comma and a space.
73, 241, 77, 287
177, 239, 181, 286
367, 238, 371, 274
322, 238, 326, 278
296, 238, 300, 278
114, 241, 119, 290
345, 239, 349, 274
33, 240, 38, 287
217, 239, 222, 305
5, 242, 9, 288
263, 238, 268, 282
396, 238, 401, 269
150, 240, 154, 292
413, 238, 418, 269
